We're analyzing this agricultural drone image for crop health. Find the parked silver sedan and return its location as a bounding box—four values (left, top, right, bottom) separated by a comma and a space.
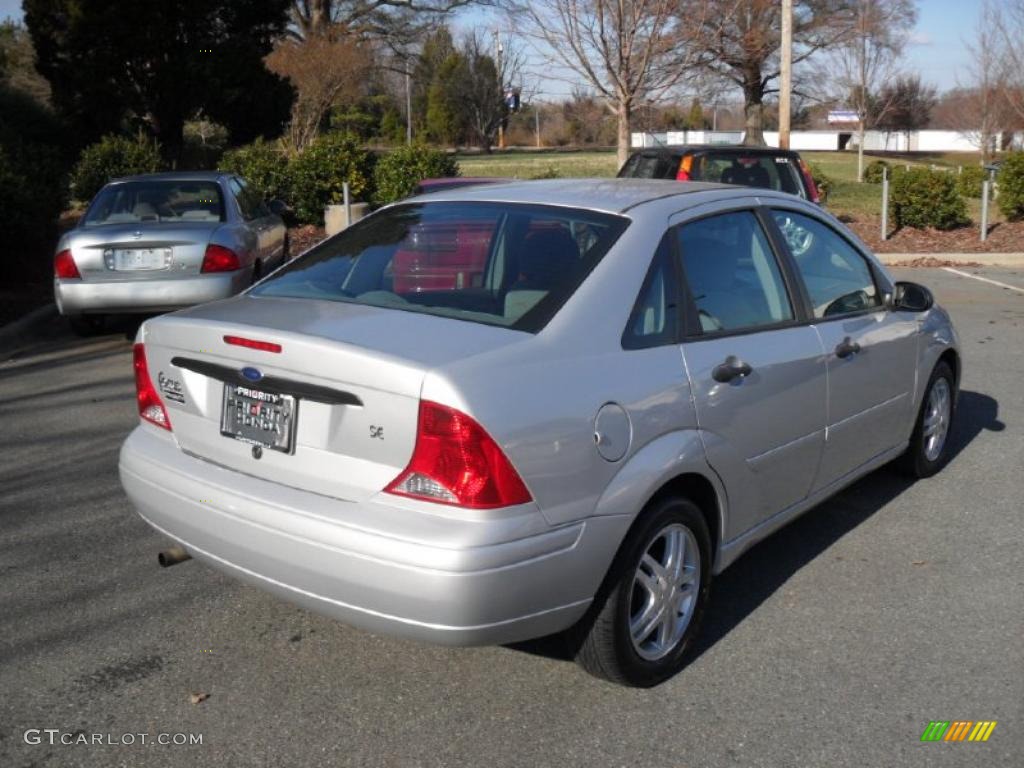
119, 180, 960, 686
55, 172, 288, 331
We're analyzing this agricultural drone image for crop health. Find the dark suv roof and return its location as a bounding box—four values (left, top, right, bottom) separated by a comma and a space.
618, 144, 819, 203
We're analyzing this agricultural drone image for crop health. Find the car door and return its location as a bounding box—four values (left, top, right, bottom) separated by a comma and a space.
767, 208, 919, 491
673, 205, 828, 538
229, 177, 277, 268
237, 177, 286, 266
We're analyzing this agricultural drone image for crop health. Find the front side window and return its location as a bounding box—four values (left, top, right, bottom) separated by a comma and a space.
251, 202, 629, 332
771, 210, 881, 318
676, 211, 793, 333
83, 181, 225, 225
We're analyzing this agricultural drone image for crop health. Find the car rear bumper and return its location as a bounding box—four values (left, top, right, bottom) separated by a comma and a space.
55, 271, 249, 315
118, 426, 626, 646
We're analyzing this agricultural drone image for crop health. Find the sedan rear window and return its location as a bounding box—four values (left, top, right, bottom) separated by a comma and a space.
83, 181, 225, 225
693, 154, 802, 195
251, 202, 629, 332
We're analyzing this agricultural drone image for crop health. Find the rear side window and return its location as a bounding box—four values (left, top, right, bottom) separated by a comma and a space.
770, 210, 881, 318
677, 211, 793, 333
618, 153, 680, 179
693, 153, 802, 195
251, 202, 629, 332
83, 181, 225, 225
230, 178, 268, 221
623, 233, 678, 349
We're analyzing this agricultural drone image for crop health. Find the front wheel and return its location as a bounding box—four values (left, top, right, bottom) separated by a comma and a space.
571, 497, 712, 687
900, 361, 956, 478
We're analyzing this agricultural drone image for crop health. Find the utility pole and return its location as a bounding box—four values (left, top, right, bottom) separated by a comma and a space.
779, 0, 793, 149
495, 29, 504, 150
535, 102, 541, 148
405, 61, 412, 145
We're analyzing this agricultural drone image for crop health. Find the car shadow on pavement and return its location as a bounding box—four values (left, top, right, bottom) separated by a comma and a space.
508, 390, 1003, 666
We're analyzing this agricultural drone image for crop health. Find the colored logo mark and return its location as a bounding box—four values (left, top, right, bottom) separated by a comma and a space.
920, 721, 997, 742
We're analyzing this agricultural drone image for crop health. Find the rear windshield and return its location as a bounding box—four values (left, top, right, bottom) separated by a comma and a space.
618, 153, 681, 179
83, 181, 225, 225
251, 202, 629, 332
692, 153, 802, 195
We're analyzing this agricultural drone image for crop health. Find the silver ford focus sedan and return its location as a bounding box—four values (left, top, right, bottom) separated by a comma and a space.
119, 179, 960, 686
55, 172, 288, 332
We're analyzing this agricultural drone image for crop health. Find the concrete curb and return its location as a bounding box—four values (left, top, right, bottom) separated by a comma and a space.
0, 303, 57, 348
879, 252, 1024, 267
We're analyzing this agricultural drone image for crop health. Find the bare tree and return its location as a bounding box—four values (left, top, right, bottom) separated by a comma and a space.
509, 0, 705, 166
998, 0, 1024, 129
822, 0, 915, 180
266, 33, 373, 150
289, 0, 478, 44
959, 0, 1008, 161
686, 0, 856, 146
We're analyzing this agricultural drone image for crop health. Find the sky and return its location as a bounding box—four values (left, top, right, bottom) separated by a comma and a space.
0, 0, 979, 97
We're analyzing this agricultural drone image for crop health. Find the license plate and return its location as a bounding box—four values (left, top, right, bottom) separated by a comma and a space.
220, 384, 297, 453
112, 248, 171, 271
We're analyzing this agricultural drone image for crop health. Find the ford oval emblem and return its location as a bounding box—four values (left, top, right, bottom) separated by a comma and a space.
240, 366, 263, 382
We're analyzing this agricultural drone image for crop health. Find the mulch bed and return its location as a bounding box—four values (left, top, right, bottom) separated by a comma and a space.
845, 215, 1024, 253
288, 225, 327, 255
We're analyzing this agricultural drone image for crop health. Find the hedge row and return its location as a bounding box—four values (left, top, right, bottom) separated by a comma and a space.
69, 132, 460, 226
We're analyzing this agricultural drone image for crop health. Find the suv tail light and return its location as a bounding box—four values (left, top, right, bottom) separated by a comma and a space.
385, 401, 531, 509
54, 249, 81, 279
201, 244, 241, 273
133, 343, 172, 430
798, 159, 820, 204
675, 155, 694, 181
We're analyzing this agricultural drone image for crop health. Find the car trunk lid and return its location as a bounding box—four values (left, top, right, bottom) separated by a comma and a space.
69, 222, 222, 280
140, 296, 528, 502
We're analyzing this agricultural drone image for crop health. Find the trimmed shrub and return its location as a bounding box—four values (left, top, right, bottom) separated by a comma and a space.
373, 143, 459, 205
71, 134, 163, 202
997, 152, 1024, 221
863, 160, 890, 184
956, 165, 986, 199
807, 162, 832, 201
288, 132, 375, 224
891, 167, 969, 230
219, 138, 290, 202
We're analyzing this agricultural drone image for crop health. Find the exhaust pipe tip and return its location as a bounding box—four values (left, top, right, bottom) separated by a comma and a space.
158, 546, 192, 568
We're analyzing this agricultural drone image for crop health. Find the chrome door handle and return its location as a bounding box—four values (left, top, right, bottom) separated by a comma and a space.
835, 337, 862, 359
712, 355, 753, 383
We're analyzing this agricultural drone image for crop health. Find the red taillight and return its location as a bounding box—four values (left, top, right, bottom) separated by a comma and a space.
799, 159, 820, 204
201, 244, 241, 273
132, 344, 171, 430
385, 400, 532, 509
54, 249, 81, 279
223, 335, 282, 353
675, 155, 693, 182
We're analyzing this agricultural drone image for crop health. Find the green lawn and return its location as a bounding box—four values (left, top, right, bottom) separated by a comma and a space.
454, 148, 995, 223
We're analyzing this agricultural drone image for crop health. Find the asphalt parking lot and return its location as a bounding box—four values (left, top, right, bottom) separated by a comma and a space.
1, 266, 1022, 768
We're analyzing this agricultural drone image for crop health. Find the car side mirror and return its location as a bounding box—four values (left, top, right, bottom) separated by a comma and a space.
893, 281, 934, 312
268, 199, 288, 217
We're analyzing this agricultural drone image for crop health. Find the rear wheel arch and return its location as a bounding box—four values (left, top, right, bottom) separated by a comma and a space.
645, 472, 722, 570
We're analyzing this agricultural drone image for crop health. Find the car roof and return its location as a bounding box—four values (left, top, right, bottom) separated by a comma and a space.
630, 144, 801, 157
402, 178, 739, 215
109, 171, 231, 184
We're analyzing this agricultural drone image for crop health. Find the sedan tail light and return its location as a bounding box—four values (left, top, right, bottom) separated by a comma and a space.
201, 244, 241, 273
798, 159, 821, 204
54, 249, 81, 279
675, 155, 694, 182
385, 401, 531, 509
133, 343, 172, 430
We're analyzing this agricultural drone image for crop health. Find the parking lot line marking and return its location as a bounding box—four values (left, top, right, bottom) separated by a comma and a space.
942, 267, 1024, 294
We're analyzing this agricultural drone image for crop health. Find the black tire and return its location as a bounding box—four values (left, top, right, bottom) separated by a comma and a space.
899, 361, 957, 478
68, 314, 106, 336
571, 496, 712, 687
251, 260, 263, 284
282, 236, 291, 263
